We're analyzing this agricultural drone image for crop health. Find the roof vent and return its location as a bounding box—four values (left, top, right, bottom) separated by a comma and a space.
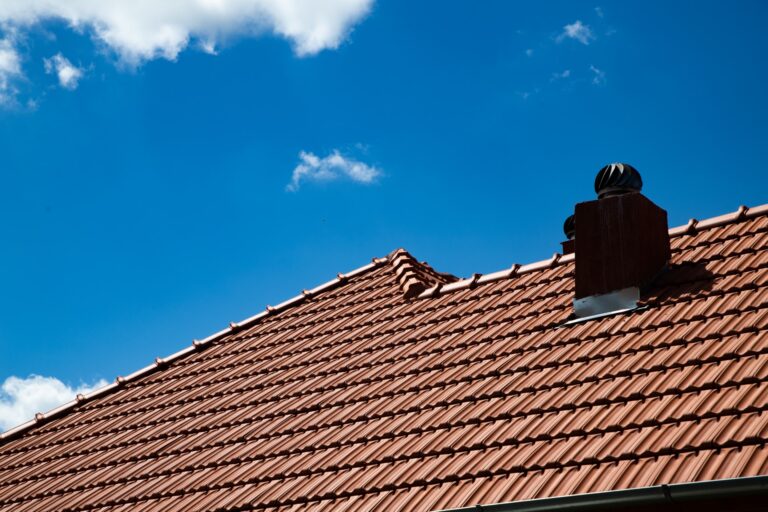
561, 214, 576, 255
563, 214, 575, 240
594, 163, 643, 199
572, 163, 670, 319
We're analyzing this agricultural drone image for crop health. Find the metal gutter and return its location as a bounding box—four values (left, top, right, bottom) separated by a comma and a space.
436, 476, 768, 512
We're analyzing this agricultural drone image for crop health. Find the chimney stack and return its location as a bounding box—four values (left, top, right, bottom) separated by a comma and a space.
569, 163, 670, 318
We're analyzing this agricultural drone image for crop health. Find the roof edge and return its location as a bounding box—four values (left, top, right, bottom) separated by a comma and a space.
419, 252, 571, 299
436, 475, 768, 512
0, 255, 391, 444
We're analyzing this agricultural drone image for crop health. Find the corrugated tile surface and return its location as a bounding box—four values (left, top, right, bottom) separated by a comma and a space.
1, 208, 768, 511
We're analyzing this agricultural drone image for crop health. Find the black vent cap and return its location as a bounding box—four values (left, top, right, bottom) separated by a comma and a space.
594, 163, 642, 199
563, 214, 575, 240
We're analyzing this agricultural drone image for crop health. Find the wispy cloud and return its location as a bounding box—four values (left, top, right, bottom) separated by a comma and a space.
517, 87, 541, 101
0, 35, 22, 105
595, 6, 604, 18
551, 69, 571, 80
199, 40, 218, 56
557, 20, 595, 45
0, 375, 107, 432
525, 48, 534, 57
43, 53, 84, 90
287, 150, 381, 192
590, 64, 606, 85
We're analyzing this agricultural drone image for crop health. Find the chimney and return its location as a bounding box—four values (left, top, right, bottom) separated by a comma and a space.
569, 163, 670, 318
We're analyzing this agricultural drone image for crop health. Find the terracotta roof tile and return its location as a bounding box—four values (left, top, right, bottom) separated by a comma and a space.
1, 204, 768, 511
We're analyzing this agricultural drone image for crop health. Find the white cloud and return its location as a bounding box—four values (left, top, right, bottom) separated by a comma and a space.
517, 88, 540, 100
595, 6, 604, 18
590, 64, 606, 85
43, 53, 84, 89
287, 149, 380, 191
0, 375, 107, 432
0, 36, 22, 104
557, 20, 595, 45
525, 48, 533, 57
0, 0, 374, 66
551, 69, 571, 80
199, 39, 218, 55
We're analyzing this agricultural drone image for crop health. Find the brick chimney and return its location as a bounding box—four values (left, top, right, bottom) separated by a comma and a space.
568, 163, 671, 318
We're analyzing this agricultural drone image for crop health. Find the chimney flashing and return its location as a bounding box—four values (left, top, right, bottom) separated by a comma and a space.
573, 286, 639, 318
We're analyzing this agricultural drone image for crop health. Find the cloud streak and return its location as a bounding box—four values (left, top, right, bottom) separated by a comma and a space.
590, 64, 606, 85
44, 53, 84, 90
557, 20, 595, 45
0, 375, 107, 432
287, 150, 380, 191
0, 35, 21, 104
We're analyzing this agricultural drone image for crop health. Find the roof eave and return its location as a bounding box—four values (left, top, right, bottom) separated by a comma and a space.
435, 475, 768, 512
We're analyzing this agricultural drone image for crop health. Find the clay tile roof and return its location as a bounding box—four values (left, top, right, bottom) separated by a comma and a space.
1, 204, 768, 511
389, 248, 458, 299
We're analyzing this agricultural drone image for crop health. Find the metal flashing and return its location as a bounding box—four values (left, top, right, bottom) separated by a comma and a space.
573, 287, 640, 318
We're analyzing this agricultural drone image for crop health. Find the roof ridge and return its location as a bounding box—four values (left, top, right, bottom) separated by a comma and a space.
416, 202, 768, 300
0, 255, 391, 445
388, 248, 457, 299
668, 203, 765, 236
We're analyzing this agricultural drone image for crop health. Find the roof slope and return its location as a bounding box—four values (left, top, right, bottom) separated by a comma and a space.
1, 205, 768, 511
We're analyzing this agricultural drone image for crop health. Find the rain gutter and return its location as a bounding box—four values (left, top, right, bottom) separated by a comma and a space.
436, 476, 768, 512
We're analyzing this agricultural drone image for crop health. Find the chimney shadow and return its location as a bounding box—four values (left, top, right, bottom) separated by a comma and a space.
640, 261, 715, 304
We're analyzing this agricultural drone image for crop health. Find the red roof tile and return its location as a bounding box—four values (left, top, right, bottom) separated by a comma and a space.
1, 205, 768, 511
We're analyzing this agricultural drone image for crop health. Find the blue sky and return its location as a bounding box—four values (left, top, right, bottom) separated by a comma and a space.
1, 0, 767, 427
